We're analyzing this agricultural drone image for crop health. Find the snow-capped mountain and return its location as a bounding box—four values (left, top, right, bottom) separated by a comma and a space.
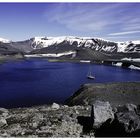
117, 40, 140, 53
0, 36, 140, 62
30, 36, 140, 54
0, 36, 140, 54
30, 36, 118, 53
0, 37, 10, 43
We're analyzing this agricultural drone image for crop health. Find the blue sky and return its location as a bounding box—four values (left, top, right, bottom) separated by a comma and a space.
0, 3, 140, 41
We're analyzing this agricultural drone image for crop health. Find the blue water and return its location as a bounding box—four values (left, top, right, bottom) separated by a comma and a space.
0, 58, 140, 108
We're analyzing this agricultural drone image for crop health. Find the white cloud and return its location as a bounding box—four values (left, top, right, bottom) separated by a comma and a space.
44, 3, 140, 41
109, 30, 140, 36
44, 3, 123, 33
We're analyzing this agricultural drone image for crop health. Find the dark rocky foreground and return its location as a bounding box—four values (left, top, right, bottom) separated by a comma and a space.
1, 101, 140, 137
0, 103, 91, 137
66, 82, 140, 107
90, 101, 140, 137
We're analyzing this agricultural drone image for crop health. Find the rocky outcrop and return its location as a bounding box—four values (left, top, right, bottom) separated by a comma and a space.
0, 117, 7, 128
91, 101, 140, 137
66, 82, 140, 107
51, 103, 60, 110
0, 104, 91, 137
115, 104, 140, 134
92, 101, 114, 128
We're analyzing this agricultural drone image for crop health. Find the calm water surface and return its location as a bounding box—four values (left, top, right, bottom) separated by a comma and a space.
0, 58, 140, 108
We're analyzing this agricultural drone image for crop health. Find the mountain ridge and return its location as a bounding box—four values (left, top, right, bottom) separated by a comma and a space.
0, 36, 140, 69
1, 36, 140, 53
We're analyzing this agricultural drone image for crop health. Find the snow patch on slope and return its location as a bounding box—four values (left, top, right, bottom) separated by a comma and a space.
25, 51, 76, 58
0, 38, 10, 43
117, 42, 127, 52
102, 45, 116, 52
113, 62, 140, 70
121, 58, 140, 62
131, 40, 140, 44
129, 65, 140, 70
113, 62, 122, 67
117, 40, 140, 53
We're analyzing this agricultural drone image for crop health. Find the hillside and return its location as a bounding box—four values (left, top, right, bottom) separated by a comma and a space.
65, 82, 140, 107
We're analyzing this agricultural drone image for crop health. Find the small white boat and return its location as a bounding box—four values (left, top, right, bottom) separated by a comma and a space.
87, 75, 95, 79
87, 66, 95, 80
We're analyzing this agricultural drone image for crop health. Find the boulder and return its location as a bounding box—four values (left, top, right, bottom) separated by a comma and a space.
94, 103, 140, 137
115, 104, 140, 133
0, 108, 9, 114
135, 104, 140, 116
0, 108, 9, 119
0, 117, 7, 127
92, 101, 114, 127
51, 103, 60, 110
117, 104, 137, 112
32, 122, 38, 129
116, 111, 140, 134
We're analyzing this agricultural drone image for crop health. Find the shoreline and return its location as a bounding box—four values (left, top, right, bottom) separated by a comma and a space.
24, 56, 140, 71
0, 54, 24, 64
0, 81, 139, 109
0, 54, 140, 71
66, 81, 140, 107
